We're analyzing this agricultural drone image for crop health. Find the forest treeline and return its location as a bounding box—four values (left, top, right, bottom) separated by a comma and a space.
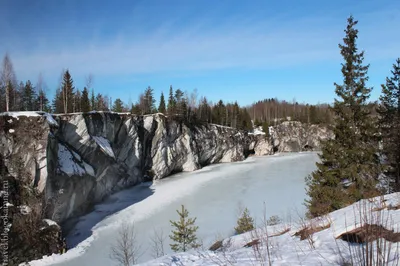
0, 56, 335, 131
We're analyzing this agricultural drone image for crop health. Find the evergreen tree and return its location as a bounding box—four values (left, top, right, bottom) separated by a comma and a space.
112, 98, 124, 112
212, 100, 226, 126
130, 103, 141, 114
306, 16, 381, 217
52, 87, 64, 113
81, 87, 90, 112
234, 208, 255, 234
91, 89, 95, 111
197, 97, 211, 123
95, 93, 108, 111
17, 81, 25, 110
169, 205, 199, 252
377, 58, 400, 192
143, 86, 156, 114
167, 85, 176, 115
74, 89, 81, 112
158, 92, 166, 114
36, 89, 50, 112
22, 80, 36, 111
61, 70, 75, 113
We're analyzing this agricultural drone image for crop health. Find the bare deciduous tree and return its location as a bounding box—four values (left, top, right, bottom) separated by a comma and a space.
36, 73, 46, 111
1, 53, 17, 112
85, 73, 93, 90
150, 228, 166, 259
110, 222, 141, 266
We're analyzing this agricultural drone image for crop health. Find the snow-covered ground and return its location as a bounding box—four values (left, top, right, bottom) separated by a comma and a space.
26, 152, 319, 266
140, 193, 400, 265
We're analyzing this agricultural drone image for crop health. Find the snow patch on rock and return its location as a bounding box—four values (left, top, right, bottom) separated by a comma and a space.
58, 143, 86, 176
92, 136, 115, 159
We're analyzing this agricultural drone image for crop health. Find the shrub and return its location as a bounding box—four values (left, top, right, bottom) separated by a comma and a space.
235, 208, 255, 234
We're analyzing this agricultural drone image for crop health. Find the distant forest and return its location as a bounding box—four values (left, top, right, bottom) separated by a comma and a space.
0, 54, 333, 131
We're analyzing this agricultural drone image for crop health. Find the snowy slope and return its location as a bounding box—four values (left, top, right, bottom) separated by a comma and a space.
139, 193, 400, 266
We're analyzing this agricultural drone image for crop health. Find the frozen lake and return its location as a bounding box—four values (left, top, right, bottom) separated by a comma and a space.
31, 152, 319, 266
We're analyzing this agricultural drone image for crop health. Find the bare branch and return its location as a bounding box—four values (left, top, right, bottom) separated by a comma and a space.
109, 222, 142, 266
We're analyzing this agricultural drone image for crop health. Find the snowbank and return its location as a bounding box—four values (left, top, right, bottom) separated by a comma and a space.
138, 193, 400, 266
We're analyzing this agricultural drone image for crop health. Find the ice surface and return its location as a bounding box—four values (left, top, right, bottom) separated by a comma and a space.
27, 153, 319, 266
92, 136, 115, 159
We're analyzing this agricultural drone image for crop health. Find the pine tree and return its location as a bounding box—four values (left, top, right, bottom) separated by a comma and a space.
61, 70, 75, 113
234, 208, 254, 234
169, 205, 199, 252
305, 16, 381, 217
167, 85, 176, 115
377, 58, 400, 192
81, 87, 90, 112
112, 98, 124, 112
158, 92, 166, 114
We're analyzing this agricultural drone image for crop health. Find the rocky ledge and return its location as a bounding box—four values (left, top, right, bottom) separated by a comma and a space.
0, 112, 332, 264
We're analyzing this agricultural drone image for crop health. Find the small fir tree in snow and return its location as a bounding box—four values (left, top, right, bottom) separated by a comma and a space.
169, 205, 199, 252
234, 207, 254, 234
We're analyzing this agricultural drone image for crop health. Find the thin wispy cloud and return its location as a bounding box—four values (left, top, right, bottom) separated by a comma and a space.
8, 7, 399, 82
1, 1, 399, 105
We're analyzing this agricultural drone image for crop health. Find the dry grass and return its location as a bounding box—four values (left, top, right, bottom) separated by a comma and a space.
294, 223, 331, 241
338, 224, 400, 243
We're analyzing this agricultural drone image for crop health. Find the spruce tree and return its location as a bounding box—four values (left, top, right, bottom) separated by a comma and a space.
167, 85, 176, 115
61, 70, 75, 113
305, 16, 381, 217
52, 87, 64, 114
22, 80, 36, 111
143, 86, 156, 114
234, 208, 255, 234
74, 89, 81, 112
377, 58, 400, 192
112, 98, 124, 112
169, 205, 199, 252
158, 92, 166, 114
90, 89, 95, 111
81, 87, 90, 112
95, 93, 108, 111
130, 103, 141, 114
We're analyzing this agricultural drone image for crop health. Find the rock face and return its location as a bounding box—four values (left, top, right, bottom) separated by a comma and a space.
248, 121, 333, 156
0, 113, 331, 227
270, 121, 334, 153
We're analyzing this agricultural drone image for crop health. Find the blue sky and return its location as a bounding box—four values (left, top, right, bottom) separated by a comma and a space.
1, 0, 399, 106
